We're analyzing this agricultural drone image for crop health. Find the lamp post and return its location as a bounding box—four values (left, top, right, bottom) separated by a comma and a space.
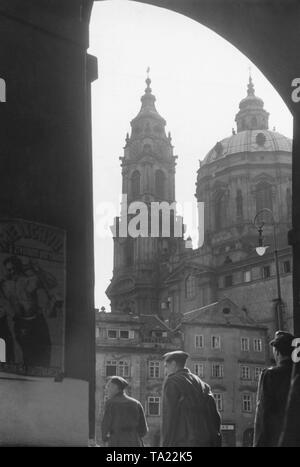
253, 208, 284, 330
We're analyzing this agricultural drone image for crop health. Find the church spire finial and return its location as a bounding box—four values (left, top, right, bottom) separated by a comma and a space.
145, 66, 151, 93
247, 67, 255, 96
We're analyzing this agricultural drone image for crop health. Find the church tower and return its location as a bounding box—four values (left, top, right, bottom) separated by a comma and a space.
106, 73, 185, 316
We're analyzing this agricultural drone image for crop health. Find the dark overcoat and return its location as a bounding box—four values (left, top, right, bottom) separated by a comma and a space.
161, 368, 221, 447
253, 359, 293, 447
101, 392, 148, 447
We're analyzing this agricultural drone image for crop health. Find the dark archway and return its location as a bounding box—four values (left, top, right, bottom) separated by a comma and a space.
1, 0, 300, 446
129, 0, 300, 335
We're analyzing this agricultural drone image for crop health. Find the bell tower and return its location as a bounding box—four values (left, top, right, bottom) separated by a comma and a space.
122, 71, 176, 205
106, 72, 184, 316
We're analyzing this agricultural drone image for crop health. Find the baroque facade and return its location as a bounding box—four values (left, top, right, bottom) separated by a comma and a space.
96, 74, 292, 446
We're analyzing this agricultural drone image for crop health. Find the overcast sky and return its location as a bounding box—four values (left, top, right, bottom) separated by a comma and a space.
89, 0, 293, 311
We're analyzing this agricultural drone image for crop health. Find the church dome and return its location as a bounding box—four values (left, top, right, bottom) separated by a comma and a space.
201, 76, 292, 166
202, 129, 292, 165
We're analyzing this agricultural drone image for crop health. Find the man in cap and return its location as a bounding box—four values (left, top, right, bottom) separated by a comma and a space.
101, 376, 148, 447
161, 350, 221, 447
253, 330, 294, 447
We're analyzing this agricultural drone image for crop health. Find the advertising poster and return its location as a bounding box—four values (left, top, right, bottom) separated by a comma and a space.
0, 219, 66, 377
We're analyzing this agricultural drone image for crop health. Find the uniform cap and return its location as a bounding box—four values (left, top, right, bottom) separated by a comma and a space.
108, 376, 129, 391
270, 330, 294, 348
163, 350, 189, 365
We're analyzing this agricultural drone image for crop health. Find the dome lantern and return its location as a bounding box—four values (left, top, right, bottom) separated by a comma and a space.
235, 76, 269, 133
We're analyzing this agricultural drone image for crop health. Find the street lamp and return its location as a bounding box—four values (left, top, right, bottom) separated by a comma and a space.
253, 208, 284, 330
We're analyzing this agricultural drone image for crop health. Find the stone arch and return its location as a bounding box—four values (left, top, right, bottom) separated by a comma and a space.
132, 1, 295, 114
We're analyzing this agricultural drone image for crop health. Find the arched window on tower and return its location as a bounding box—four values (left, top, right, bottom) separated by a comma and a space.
215, 191, 227, 230
236, 189, 243, 220
131, 170, 141, 199
155, 169, 165, 199
256, 181, 273, 213
287, 187, 292, 221
185, 275, 196, 299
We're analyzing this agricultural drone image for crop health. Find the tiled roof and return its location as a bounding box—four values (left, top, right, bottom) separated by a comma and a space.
202, 130, 292, 166
182, 298, 266, 328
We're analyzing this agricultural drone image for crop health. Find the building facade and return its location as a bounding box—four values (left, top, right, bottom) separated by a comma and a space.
182, 297, 268, 446
95, 310, 181, 446
96, 74, 293, 446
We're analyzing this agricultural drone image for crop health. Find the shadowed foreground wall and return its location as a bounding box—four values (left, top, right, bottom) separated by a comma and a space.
0, 0, 96, 445
0, 373, 88, 446
0, 0, 300, 447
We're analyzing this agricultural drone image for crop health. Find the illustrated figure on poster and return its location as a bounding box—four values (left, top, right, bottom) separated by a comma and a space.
0, 255, 62, 368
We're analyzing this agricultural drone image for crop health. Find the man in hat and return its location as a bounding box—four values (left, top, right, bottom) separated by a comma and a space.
253, 330, 294, 447
161, 350, 221, 447
101, 376, 148, 447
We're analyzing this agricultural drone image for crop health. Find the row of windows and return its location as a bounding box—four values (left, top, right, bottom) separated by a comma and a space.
195, 335, 263, 352
214, 182, 291, 231
127, 393, 255, 416
105, 360, 131, 377
195, 334, 221, 349
213, 393, 254, 413
104, 358, 264, 382
194, 363, 263, 381
241, 337, 263, 352
131, 169, 165, 199
105, 359, 163, 379
223, 260, 291, 288
185, 260, 291, 299
240, 365, 264, 381
98, 329, 135, 340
